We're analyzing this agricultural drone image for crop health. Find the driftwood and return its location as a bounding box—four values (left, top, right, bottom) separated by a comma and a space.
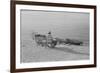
32, 32, 83, 48
55, 38, 83, 45
33, 33, 57, 48
65, 39, 83, 45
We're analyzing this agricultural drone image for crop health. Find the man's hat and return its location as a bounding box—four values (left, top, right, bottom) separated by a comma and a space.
48, 32, 51, 34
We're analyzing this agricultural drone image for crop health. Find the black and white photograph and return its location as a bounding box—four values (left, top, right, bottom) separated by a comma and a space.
11, 1, 96, 72
20, 10, 90, 63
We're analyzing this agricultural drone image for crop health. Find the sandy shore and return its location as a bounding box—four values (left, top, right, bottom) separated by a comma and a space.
20, 39, 89, 63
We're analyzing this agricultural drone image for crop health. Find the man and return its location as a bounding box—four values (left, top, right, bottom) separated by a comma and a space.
47, 32, 53, 42
47, 32, 57, 48
47, 32, 52, 46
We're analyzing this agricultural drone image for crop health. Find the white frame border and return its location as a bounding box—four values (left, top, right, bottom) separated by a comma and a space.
16, 4, 94, 69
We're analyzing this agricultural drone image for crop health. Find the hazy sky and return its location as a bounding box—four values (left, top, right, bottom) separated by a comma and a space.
21, 10, 90, 41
